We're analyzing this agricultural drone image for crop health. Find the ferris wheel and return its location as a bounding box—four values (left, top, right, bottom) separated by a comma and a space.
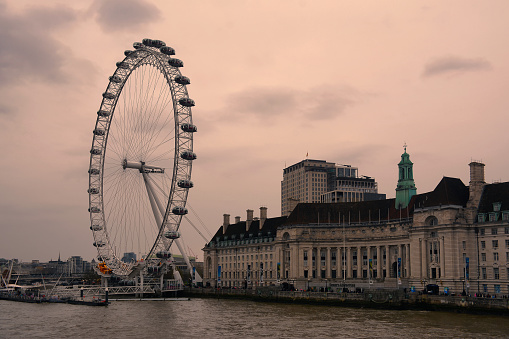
87, 39, 197, 277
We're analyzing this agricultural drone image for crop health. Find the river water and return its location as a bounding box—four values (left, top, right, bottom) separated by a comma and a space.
1, 298, 508, 338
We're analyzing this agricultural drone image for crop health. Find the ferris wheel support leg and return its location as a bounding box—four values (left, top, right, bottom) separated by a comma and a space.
142, 172, 164, 231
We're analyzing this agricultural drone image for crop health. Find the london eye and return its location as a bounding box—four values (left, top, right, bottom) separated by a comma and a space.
88, 39, 197, 277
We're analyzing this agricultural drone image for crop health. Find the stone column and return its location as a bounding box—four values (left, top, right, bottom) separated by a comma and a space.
326, 247, 331, 278
385, 245, 390, 279
367, 246, 371, 279
337, 247, 342, 279
347, 247, 352, 278
421, 239, 427, 279
376, 246, 381, 279
405, 244, 410, 277
440, 237, 445, 278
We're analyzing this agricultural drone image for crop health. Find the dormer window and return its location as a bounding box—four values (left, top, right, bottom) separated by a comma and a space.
478, 214, 486, 223
493, 202, 502, 212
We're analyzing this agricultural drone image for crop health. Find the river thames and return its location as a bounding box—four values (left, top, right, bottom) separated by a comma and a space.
1, 298, 508, 338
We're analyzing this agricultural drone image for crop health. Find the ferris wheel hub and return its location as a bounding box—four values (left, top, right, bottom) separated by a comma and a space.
122, 159, 165, 173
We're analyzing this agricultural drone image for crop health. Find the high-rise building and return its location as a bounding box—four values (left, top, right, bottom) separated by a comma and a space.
321, 164, 384, 204
281, 159, 335, 216
281, 160, 383, 216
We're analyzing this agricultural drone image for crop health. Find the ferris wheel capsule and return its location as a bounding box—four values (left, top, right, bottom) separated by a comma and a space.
88, 187, 99, 194
177, 179, 194, 188
156, 250, 171, 259
102, 92, 115, 100
160, 46, 176, 56
172, 206, 188, 215
116, 61, 129, 69
89, 206, 101, 213
151, 40, 166, 48
133, 42, 144, 49
89, 168, 100, 175
164, 230, 180, 239
90, 148, 102, 155
93, 129, 105, 136
90, 225, 103, 231
174, 75, 190, 85
142, 38, 153, 46
168, 58, 184, 68
181, 151, 197, 160
181, 123, 197, 133
93, 241, 105, 247
179, 98, 195, 107
109, 75, 123, 83
97, 110, 111, 117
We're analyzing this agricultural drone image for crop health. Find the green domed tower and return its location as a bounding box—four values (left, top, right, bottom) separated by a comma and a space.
395, 144, 416, 209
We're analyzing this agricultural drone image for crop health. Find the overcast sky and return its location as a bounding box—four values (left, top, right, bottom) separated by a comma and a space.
1, 0, 508, 262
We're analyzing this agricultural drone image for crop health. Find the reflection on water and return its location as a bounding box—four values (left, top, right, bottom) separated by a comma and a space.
1, 298, 508, 338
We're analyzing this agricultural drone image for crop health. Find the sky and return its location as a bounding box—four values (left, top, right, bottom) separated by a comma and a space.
1, 0, 508, 263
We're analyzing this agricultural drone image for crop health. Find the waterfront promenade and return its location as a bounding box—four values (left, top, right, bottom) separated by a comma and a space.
185, 287, 509, 316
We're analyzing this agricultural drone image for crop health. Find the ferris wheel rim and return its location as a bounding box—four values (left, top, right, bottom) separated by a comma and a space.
87, 39, 196, 277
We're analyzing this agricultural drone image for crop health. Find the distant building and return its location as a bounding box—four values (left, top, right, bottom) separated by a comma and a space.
203, 148, 509, 296
121, 252, 137, 263
281, 159, 383, 216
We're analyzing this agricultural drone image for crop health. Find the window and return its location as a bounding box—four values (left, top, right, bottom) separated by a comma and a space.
363, 250, 368, 266
494, 252, 499, 261
483, 284, 488, 293
321, 270, 325, 278
494, 268, 500, 280
481, 253, 486, 262
480, 228, 485, 236
304, 270, 308, 278
506, 240, 509, 248
462, 241, 466, 250
494, 285, 501, 293
482, 267, 487, 279
491, 228, 498, 235
493, 240, 499, 249
320, 251, 326, 266
507, 252, 509, 261
493, 202, 502, 212
481, 241, 486, 249
331, 251, 337, 266
353, 251, 358, 266
303, 251, 308, 267
478, 214, 485, 223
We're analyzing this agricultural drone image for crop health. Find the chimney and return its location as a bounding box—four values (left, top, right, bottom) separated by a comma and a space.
467, 161, 486, 219
260, 206, 267, 229
223, 214, 230, 234
235, 216, 241, 224
246, 209, 254, 231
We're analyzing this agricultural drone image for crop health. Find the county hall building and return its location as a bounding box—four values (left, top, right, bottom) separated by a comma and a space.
202, 149, 509, 296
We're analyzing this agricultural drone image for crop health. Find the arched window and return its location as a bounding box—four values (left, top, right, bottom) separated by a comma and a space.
425, 216, 438, 226
282, 232, 290, 241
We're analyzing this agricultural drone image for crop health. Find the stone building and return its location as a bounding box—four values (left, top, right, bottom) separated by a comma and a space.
203, 150, 509, 295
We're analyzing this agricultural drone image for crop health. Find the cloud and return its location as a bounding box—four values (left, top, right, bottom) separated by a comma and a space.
0, 2, 80, 87
223, 85, 359, 123
90, 0, 161, 32
422, 56, 492, 78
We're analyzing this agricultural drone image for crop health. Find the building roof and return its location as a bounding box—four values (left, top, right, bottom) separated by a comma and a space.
477, 182, 509, 213
413, 176, 469, 209
210, 216, 287, 242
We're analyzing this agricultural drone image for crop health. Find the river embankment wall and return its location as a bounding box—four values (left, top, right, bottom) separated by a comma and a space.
183, 287, 509, 316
